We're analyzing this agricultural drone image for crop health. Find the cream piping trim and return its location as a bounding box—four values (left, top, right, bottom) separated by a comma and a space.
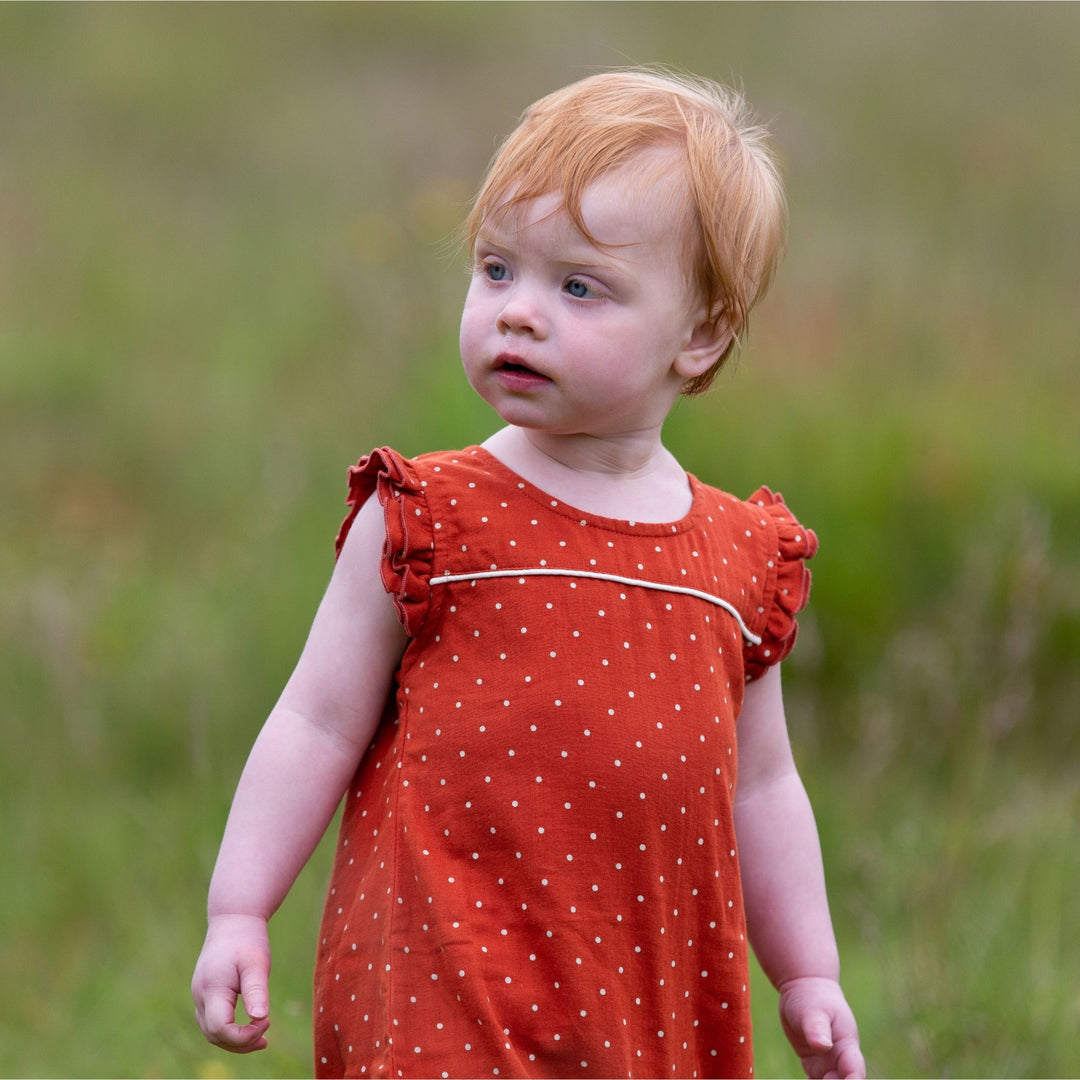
431, 567, 762, 646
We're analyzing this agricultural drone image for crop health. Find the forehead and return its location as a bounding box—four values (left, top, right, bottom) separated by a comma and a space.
481, 154, 691, 262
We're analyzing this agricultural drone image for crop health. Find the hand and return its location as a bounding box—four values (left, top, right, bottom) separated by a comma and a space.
778, 975, 865, 1079
192, 914, 273, 1053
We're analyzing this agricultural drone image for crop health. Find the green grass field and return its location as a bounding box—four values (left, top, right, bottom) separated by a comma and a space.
2, 4, 1078, 1077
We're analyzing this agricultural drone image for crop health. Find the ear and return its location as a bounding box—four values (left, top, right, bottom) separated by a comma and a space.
673, 308, 735, 380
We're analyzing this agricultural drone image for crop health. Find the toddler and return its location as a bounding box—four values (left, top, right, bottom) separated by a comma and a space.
192, 68, 864, 1079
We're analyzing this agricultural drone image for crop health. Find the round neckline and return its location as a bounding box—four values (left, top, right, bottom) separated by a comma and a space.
466, 445, 706, 536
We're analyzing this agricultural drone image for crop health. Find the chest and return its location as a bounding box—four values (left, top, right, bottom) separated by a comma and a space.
395, 567, 747, 827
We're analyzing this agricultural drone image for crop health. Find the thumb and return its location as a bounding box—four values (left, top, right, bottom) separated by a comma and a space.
800, 1009, 834, 1051
239, 963, 270, 1022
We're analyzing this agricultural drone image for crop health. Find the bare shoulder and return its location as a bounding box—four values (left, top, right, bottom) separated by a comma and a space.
325, 494, 407, 655
735, 665, 797, 798
274, 496, 407, 747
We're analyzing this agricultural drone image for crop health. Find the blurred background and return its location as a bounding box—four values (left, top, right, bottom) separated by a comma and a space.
1, 4, 1077, 1077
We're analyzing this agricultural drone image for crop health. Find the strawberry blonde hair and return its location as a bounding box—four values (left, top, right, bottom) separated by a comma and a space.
464, 68, 787, 394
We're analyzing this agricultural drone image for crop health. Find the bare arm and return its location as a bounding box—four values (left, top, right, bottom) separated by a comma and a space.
734, 664, 864, 1079
192, 496, 408, 1053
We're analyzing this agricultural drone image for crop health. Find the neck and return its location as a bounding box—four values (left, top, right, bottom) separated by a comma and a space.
481, 426, 693, 522
531, 427, 669, 475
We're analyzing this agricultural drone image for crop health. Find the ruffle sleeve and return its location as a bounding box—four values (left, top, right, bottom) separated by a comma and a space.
334, 446, 433, 637
742, 486, 818, 682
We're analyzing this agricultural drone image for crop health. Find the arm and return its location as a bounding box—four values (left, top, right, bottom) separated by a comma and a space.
734, 664, 865, 1080
191, 496, 408, 1053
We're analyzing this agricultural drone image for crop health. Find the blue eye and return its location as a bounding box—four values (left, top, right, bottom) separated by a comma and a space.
485, 262, 509, 282
566, 279, 592, 299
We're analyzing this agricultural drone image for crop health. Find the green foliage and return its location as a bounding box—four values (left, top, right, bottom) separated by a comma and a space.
1, 4, 1078, 1077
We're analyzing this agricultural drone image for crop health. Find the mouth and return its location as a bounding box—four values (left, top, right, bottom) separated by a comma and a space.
496, 353, 539, 374
495, 353, 551, 385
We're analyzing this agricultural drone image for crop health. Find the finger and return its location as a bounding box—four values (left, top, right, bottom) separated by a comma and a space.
798, 1050, 837, 1080
800, 1038, 865, 1080
826, 1010, 864, 1078
239, 965, 270, 1022
201, 983, 239, 1035
801, 1010, 835, 1052
204, 1009, 271, 1054
223, 1016, 271, 1054
835, 1038, 867, 1080
198, 985, 266, 1051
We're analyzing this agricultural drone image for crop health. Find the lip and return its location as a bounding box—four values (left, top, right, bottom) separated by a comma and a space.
494, 352, 552, 389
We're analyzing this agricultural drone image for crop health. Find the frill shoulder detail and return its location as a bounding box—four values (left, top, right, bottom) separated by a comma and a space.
742, 486, 818, 682
334, 446, 433, 637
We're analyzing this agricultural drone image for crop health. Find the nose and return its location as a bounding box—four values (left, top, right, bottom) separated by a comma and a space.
496, 285, 546, 337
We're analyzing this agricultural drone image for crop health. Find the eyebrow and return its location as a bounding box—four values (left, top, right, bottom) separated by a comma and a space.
474, 224, 639, 274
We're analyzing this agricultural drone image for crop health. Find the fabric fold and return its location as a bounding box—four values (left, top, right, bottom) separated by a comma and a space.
742, 485, 818, 681
335, 446, 433, 636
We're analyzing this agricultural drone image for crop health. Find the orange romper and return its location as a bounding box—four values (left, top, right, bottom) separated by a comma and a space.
313, 446, 817, 1080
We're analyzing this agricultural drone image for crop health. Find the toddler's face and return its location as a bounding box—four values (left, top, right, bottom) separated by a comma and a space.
459, 157, 713, 441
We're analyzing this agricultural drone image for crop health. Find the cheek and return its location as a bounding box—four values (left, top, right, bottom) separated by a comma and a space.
459, 298, 496, 391
459, 291, 483, 355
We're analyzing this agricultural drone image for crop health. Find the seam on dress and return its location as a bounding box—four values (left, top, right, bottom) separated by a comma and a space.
430, 566, 763, 646
757, 501, 781, 644
380, 704, 408, 1078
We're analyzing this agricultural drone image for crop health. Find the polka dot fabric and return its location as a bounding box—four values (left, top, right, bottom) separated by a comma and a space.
314, 446, 817, 1079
